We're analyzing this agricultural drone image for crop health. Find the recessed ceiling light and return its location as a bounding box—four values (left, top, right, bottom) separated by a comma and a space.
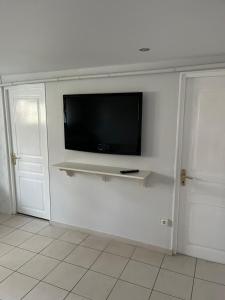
139, 47, 150, 52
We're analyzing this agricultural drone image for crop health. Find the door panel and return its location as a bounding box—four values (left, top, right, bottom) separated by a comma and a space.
8, 84, 50, 219
178, 76, 225, 263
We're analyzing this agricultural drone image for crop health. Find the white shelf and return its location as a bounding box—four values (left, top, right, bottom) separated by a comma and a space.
54, 162, 151, 186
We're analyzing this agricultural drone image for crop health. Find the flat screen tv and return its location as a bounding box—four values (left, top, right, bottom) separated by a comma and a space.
63, 92, 142, 155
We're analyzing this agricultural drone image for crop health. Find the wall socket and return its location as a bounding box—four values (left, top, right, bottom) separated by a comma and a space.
160, 218, 172, 226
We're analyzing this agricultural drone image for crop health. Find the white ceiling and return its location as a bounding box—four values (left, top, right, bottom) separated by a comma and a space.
1, 0, 225, 75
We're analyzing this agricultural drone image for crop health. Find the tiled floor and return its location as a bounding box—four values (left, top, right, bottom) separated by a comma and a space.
0, 214, 224, 299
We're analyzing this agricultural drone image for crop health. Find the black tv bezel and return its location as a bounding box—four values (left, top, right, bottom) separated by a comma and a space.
63, 92, 143, 156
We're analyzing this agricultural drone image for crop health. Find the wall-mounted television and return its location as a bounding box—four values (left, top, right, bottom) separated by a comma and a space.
63, 92, 142, 155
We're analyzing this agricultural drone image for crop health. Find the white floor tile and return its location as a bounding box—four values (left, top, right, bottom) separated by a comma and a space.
18, 254, 59, 279
132, 247, 164, 267
0, 225, 14, 238
19, 234, 53, 252
91, 252, 128, 277
41, 239, 75, 260
192, 278, 225, 300
150, 291, 181, 300
72, 270, 116, 300
105, 240, 135, 258
81, 235, 110, 250
23, 281, 68, 300
38, 225, 66, 238
60, 230, 88, 244
0, 247, 36, 270
0, 272, 38, 300
0, 214, 12, 224
44, 262, 86, 291
120, 259, 158, 289
65, 293, 88, 300
0, 229, 33, 246
196, 259, 225, 285
65, 246, 100, 268
3, 215, 33, 228
0, 242, 14, 257
108, 280, 150, 300
0, 266, 13, 282
20, 219, 49, 233
154, 269, 193, 300
162, 254, 196, 277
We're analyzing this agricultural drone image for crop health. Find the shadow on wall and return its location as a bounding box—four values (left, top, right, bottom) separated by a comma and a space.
141, 91, 159, 157
145, 172, 174, 188
0, 185, 10, 214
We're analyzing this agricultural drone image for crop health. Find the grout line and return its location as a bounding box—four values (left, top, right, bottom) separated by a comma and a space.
148, 254, 166, 300
190, 257, 197, 300
105, 245, 137, 300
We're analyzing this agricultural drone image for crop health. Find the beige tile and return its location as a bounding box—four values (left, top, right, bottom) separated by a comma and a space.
192, 278, 225, 300
0, 266, 13, 282
0, 272, 38, 300
162, 254, 196, 276
0, 247, 36, 270
132, 247, 164, 267
108, 280, 150, 300
18, 254, 59, 280
73, 270, 116, 300
91, 252, 128, 277
19, 235, 53, 252
0, 229, 33, 246
23, 281, 68, 300
3, 215, 33, 228
65, 246, 100, 268
105, 240, 134, 257
0, 242, 14, 257
44, 262, 86, 291
38, 225, 66, 238
41, 239, 75, 260
81, 235, 110, 250
196, 259, 225, 285
20, 219, 49, 233
0, 214, 12, 224
0, 225, 14, 238
60, 230, 88, 244
154, 269, 193, 300
121, 260, 158, 289
65, 293, 88, 300
150, 291, 181, 300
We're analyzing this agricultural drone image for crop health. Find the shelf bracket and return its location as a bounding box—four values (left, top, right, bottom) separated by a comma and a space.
61, 169, 75, 177
102, 175, 110, 182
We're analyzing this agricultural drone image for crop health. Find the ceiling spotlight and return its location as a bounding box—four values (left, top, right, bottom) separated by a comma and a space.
139, 48, 150, 52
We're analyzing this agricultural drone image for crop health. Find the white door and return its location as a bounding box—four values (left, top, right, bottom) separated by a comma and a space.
8, 84, 50, 220
178, 75, 225, 264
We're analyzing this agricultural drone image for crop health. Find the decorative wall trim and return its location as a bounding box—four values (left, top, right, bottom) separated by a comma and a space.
1, 61, 225, 87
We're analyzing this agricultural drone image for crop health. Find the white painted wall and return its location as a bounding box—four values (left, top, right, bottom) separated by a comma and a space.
0, 91, 11, 214
46, 72, 179, 249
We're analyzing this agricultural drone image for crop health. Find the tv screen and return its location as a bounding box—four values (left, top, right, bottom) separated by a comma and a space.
63, 92, 142, 155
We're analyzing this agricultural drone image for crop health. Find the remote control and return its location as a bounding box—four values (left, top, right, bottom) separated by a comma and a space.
120, 169, 139, 174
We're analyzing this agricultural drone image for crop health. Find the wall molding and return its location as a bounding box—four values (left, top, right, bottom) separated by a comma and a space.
1, 61, 225, 87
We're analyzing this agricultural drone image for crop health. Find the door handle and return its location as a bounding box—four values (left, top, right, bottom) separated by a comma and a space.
180, 169, 193, 186
11, 153, 21, 166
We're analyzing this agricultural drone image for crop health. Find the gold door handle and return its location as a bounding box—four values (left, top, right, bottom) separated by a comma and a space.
180, 169, 193, 186
11, 153, 21, 166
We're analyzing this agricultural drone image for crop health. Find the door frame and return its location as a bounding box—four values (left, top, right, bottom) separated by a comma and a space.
2, 84, 51, 219
172, 68, 225, 253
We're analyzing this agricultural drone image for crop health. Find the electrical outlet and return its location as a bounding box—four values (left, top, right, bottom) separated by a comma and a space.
160, 218, 172, 226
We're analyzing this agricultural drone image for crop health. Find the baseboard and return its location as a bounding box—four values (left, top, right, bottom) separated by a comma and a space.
50, 220, 172, 255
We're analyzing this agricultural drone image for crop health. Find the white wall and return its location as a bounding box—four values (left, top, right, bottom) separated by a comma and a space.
46, 72, 179, 250
0, 91, 11, 214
